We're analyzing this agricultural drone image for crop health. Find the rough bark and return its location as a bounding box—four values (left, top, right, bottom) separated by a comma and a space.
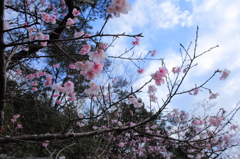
0, 0, 6, 130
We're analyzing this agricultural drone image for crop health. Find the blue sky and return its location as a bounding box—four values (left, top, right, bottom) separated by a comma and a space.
95, 0, 240, 122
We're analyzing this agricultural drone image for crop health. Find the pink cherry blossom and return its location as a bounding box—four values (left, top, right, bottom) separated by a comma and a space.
53, 94, 60, 97
68, 97, 75, 101
42, 140, 49, 147
77, 122, 84, 127
81, 70, 97, 80
118, 121, 122, 126
88, 49, 108, 63
63, 81, 74, 93
158, 66, 168, 75
32, 87, 38, 91
74, 31, 84, 38
79, 114, 84, 118
84, 82, 100, 96
154, 77, 165, 86
39, 71, 46, 76
118, 142, 125, 147
130, 122, 136, 126
112, 77, 118, 84
220, 69, 230, 80
56, 100, 61, 104
149, 94, 158, 103
33, 73, 39, 78
151, 66, 168, 86
209, 116, 225, 126
79, 44, 91, 54
13, 114, 20, 119
74, 61, 84, 71
41, 42, 47, 47
26, 74, 34, 80
147, 85, 157, 94
151, 50, 157, 57
17, 124, 22, 129
53, 64, 59, 68
27, 27, 35, 35
132, 37, 140, 45
72, 8, 80, 16
137, 69, 144, 74
69, 64, 75, 69
75, 61, 93, 72
129, 95, 137, 104
66, 18, 74, 28
11, 119, 16, 122
61, 0, 65, 4
100, 43, 108, 49
209, 93, 220, 99
193, 88, 200, 95
92, 126, 98, 130
82, 61, 94, 72
133, 102, 143, 108
130, 110, 133, 116
111, 119, 117, 123
107, 0, 132, 18
52, 83, 64, 92
17, 70, 22, 75
92, 62, 104, 74
45, 76, 52, 86
172, 67, 181, 74
32, 81, 38, 86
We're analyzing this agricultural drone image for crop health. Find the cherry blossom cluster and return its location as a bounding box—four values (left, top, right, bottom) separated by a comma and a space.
147, 85, 158, 103
151, 49, 157, 57
103, 107, 239, 159
172, 66, 181, 74
112, 77, 118, 84
66, 18, 77, 29
84, 82, 101, 96
88, 48, 108, 63
41, 12, 57, 24
107, 0, 132, 18
220, 69, 231, 80
79, 44, 91, 54
132, 37, 140, 45
26, 30, 49, 47
128, 95, 143, 108
151, 66, 168, 86
8, 114, 22, 134
52, 81, 74, 94
25, 71, 52, 91
74, 61, 104, 80
137, 68, 144, 74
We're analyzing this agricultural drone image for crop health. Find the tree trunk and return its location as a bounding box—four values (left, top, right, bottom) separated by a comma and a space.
0, 0, 6, 130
